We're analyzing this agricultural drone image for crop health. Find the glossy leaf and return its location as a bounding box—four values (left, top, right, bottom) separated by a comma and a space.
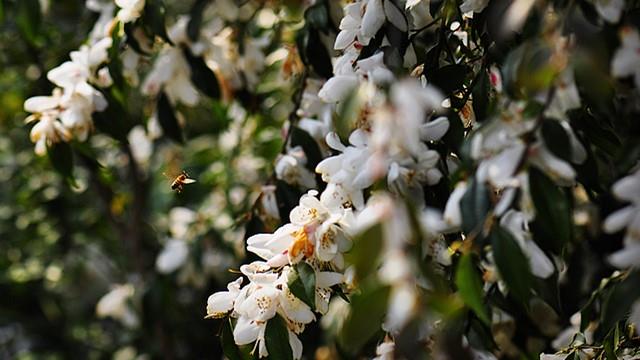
183, 49, 221, 99
339, 283, 390, 354
287, 262, 316, 309
541, 119, 572, 163
289, 126, 323, 171
455, 253, 490, 324
265, 315, 293, 360
490, 226, 533, 304
157, 91, 184, 143
529, 168, 572, 254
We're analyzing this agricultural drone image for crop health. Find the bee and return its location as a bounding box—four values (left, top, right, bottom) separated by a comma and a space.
167, 170, 196, 193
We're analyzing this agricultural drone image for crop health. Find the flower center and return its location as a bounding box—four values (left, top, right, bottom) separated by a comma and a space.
289, 229, 314, 259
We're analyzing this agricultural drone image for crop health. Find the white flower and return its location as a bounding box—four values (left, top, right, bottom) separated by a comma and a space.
603, 168, 640, 268
611, 27, 640, 89
500, 210, 555, 278
115, 0, 145, 23
96, 284, 139, 328
460, 0, 490, 14
316, 130, 379, 194
142, 47, 200, 106
206, 277, 243, 318
594, 0, 624, 23
334, 0, 385, 50
24, 92, 72, 155
442, 181, 468, 230
318, 75, 359, 103
275, 147, 317, 189
155, 238, 190, 274
373, 337, 395, 360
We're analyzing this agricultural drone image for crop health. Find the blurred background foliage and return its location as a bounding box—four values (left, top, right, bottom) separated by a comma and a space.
0, 0, 294, 358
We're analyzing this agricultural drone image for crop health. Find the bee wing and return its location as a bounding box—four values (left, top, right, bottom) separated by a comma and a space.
182, 178, 197, 184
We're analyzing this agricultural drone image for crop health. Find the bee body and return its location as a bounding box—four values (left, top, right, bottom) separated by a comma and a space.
168, 171, 196, 193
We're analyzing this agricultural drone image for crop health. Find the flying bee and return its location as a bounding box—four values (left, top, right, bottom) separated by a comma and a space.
166, 170, 196, 193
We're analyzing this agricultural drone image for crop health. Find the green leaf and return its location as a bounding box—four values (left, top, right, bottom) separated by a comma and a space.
598, 271, 640, 339
460, 178, 491, 237
455, 253, 490, 324
529, 167, 572, 254
143, 0, 172, 44
428, 64, 470, 95
305, 28, 333, 78
339, 283, 390, 354
490, 226, 533, 304
274, 180, 302, 222
265, 315, 293, 360
183, 48, 221, 99
305, 2, 328, 31
287, 262, 316, 309
157, 91, 184, 143
471, 70, 490, 122
541, 119, 572, 163
289, 126, 323, 171
344, 224, 384, 280
187, 0, 209, 42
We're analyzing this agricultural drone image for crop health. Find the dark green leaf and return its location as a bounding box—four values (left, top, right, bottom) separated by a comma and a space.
339, 283, 390, 354
428, 64, 469, 95
265, 315, 293, 360
144, 0, 172, 44
442, 112, 464, 152
275, 180, 302, 221
455, 253, 490, 324
472, 70, 490, 122
529, 167, 572, 254
157, 91, 184, 143
183, 48, 221, 99
305, 28, 333, 78
541, 119, 572, 163
123, 22, 151, 55
289, 126, 323, 171
598, 271, 640, 339
305, 2, 328, 31
287, 262, 316, 309
187, 0, 209, 42
490, 226, 533, 304
460, 178, 491, 237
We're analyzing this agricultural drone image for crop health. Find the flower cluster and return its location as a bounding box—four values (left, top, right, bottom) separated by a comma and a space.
207, 190, 350, 358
